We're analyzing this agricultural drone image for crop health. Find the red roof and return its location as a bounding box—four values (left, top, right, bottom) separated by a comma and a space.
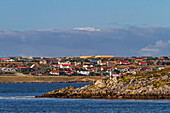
129, 67, 137, 69
18, 67, 26, 69
120, 73, 125, 75
120, 61, 127, 63
139, 62, 147, 64
112, 73, 119, 75
86, 67, 95, 69
61, 64, 72, 66
1, 58, 10, 60
141, 67, 150, 69
116, 57, 125, 59
102, 67, 111, 69
136, 58, 143, 60
53, 64, 58, 66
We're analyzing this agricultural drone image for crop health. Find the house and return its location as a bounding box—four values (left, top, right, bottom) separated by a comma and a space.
90, 60, 98, 65
65, 70, 74, 76
0, 58, 10, 62
39, 60, 51, 64
83, 64, 94, 68
120, 61, 128, 65
74, 61, 82, 66
77, 70, 90, 75
158, 67, 165, 70
139, 62, 147, 65
109, 71, 120, 77
17, 66, 30, 72
127, 71, 137, 74
58, 61, 71, 65
135, 58, 143, 61
83, 62, 94, 67
159, 56, 169, 60
106, 61, 115, 66
115, 67, 128, 72
85, 67, 95, 70
50, 70, 59, 75
3, 59, 15, 62
53, 64, 59, 67
59, 64, 73, 68
97, 60, 107, 66
30, 70, 45, 76
112, 73, 120, 76
1, 68, 16, 72
140, 67, 152, 72
128, 67, 139, 72
29, 56, 41, 60
101, 67, 111, 72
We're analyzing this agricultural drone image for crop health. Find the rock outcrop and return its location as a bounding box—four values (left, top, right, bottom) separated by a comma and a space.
36, 69, 170, 99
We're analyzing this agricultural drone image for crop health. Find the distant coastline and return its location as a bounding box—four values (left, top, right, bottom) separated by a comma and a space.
0, 76, 105, 83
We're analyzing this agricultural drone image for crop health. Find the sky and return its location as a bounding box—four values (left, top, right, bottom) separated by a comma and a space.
0, 0, 170, 57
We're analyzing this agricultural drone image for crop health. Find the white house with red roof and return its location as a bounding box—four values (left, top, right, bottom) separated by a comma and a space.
139, 62, 147, 65
0, 58, 15, 62
58, 61, 71, 65
59, 64, 73, 68
101, 67, 111, 71
120, 61, 128, 65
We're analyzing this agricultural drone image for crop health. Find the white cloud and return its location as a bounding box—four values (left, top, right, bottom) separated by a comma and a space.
168, 40, 170, 44
140, 47, 160, 52
73, 27, 101, 31
139, 40, 170, 56
0, 27, 170, 57
155, 40, 168, 48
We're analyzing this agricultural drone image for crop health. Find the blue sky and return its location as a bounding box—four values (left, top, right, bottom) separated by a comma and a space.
0, 0, 170, 57
1, 0, 170, 30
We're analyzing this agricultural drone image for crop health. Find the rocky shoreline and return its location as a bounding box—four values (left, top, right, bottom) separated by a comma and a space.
36, 69, 170, 99
35, 87, 170, 100
36, 78, 170, 99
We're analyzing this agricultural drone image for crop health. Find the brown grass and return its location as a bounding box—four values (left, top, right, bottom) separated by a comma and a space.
0, 76, 106, 83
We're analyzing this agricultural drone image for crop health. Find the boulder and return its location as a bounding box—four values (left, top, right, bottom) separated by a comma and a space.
95, 80, 106, 88
162, 75, 169, 80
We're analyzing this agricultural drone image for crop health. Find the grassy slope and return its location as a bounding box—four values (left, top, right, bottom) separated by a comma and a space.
117, 68, 170, 88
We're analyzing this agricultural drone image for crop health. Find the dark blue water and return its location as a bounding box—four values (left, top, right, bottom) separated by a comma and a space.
0, 83, 169, 113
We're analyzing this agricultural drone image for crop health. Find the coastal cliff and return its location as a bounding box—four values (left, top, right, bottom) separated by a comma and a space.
36, 68, 170, 99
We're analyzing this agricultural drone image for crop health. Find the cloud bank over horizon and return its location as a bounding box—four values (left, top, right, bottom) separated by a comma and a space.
0, 27, 170, 57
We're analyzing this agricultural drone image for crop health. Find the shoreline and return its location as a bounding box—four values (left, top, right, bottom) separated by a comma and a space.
35, 96, 170, 100
35, 92, 170, 100
0, 76, 105, 83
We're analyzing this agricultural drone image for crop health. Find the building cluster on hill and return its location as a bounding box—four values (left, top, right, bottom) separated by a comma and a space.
0, 55, 170, 77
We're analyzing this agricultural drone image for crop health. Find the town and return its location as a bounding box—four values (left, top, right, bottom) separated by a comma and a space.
0, 55, 170, 77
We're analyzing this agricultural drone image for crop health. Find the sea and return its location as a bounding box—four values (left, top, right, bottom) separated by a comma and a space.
0, 83, 169, 113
